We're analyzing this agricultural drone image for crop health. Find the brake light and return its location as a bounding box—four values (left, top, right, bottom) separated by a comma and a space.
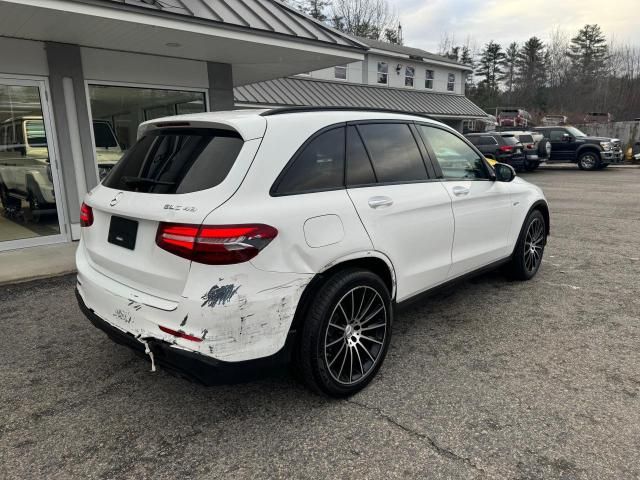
156, 223, 278, 265
499, 145, 514, 153
80, 202, 93, 227
159, 325, 203, 342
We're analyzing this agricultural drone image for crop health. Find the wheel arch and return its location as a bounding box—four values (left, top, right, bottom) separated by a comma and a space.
577, 145, 601, 158
288, 251, 396, 335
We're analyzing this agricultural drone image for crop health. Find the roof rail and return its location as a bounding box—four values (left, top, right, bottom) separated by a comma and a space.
260, 106, 435, 121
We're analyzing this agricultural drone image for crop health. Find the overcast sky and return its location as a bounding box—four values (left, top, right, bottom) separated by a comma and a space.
395, 0, 640, 53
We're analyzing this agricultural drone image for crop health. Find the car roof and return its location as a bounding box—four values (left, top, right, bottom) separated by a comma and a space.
139, 108, 448, 141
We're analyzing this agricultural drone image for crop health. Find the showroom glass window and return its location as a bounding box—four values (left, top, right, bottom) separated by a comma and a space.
0, 83, 61, 244
87, 85, 206, 180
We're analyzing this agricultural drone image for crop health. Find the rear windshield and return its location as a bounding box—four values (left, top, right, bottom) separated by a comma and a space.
103, 128, 243, 194
500, 110, 518, 117
501, 135, 520, 145
93, 122, 119, 148
518, 134, 534, 143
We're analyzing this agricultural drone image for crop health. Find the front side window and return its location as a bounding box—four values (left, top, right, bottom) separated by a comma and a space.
274, 127, 345, 195
377, 62, 388, 84
425, 69, 434, 89
418, 125, 489, 180
334, 65, 347, 80
405, 66, 415, 87
358, 123, 427, 183
447, 73, 456, 92
549, 130, 566, 141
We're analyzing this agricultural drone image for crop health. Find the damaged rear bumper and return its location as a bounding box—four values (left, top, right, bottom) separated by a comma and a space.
76, 288, 295, 384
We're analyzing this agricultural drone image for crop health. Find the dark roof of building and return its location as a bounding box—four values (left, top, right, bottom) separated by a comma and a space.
234, 77, 487, 118
101, 0, 365, 49
351, 36, 468, 68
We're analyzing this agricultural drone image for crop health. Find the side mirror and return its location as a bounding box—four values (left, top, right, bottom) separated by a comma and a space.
494, 162, 516, 182
562, 133, 572, 142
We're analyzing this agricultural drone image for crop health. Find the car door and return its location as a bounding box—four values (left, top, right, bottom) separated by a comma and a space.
345, 123, 454, 302
547, 129, 574, 161
416, 124, 514, 278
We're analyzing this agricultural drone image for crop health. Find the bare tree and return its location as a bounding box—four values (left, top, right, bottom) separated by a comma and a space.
330, 0, 398, 40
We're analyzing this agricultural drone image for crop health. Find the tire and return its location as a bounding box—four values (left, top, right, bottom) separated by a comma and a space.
28, 191, 42, 223
537, 139, 551, 159
508, 209, 546, 281
0, 181, 21, 214
577, 151, 601, 171
296, 268, 392, 397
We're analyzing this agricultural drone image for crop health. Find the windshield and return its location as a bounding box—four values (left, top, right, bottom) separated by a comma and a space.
565, 126, 586, 137
25, 120, 47, 147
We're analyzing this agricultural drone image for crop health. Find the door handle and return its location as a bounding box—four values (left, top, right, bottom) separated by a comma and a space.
452, 186, 470, 197
368, 196, 393, 209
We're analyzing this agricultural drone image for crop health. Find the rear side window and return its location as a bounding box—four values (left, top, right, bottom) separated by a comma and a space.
501, 135, 520, 145
103, 128, 243, 194
357, 123, 427, 183
346, 126, 376, 186
478, 136, 497, 146
273, 127, 345, 195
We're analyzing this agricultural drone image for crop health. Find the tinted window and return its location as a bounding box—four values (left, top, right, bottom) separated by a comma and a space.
358, 123, 427, 183
104, 128, 243, 194
418, 125, 489, 180
478, 136, 497, 146
549, 130, 565, 141
25, 120, 47, 147
466, 136, 480, 145
275, 127, 345, 194
346, 126, 376, 186
501, 135, 520, 146
518, 134, 534, 143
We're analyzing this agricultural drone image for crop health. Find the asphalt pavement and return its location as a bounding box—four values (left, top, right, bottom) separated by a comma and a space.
1, 165, 639, 479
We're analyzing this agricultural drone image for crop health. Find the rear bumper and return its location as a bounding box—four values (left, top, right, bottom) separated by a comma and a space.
76, 288, 294, 384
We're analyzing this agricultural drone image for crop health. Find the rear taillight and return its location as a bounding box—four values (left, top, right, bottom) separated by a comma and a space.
499, 145, 514, 153
80, 202, 93, 227
156, 223, 278, 265
527, 143, 534, 149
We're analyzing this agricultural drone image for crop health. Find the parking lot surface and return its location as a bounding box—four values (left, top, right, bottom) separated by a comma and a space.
1, 166, 639, 479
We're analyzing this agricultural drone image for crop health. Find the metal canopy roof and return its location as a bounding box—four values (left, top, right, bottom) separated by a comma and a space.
103, 0, 365, 49
235, 77, 488, 118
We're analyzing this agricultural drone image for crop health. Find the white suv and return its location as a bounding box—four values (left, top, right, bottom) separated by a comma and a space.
76, 108, 549, 397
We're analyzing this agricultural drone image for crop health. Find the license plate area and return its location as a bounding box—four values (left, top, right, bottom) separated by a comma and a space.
108, 216, 138, 250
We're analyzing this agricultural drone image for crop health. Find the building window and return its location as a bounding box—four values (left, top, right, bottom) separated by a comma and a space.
377, 62, 388, 84
87, 84, 206, 180
425, 69, 434, 89
334, 65, 347, 80
405, 66, 415, 87
447, 73, 456, 92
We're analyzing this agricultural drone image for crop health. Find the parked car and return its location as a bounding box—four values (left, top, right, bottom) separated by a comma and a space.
533, 126, 624, 170
0, 116, 122, 216
76, 108, 550, 397
541, 115, 567, 126
465, 132, 527, 171
584, 112, 613, 123
500, 130, 552, 171
497, 108, 531, 128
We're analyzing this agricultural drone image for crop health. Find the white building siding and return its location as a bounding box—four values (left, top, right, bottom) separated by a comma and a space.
306, 52, 466, 95
0, 37, 49, 76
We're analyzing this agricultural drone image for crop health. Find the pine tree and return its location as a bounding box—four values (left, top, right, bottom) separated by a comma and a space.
568, 24, 608, 79
293, 0, 330, 21
500, 42, 518, 95
517, 37, 546, 88
475, 41, 505, 92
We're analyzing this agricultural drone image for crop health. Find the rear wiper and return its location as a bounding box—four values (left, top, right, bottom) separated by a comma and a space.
122, 176, 175, 187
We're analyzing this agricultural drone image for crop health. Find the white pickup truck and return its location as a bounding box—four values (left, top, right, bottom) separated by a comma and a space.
0, 116, 122, 216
